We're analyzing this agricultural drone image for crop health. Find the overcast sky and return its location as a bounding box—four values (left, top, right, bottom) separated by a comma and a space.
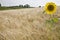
0, 0, 60, 7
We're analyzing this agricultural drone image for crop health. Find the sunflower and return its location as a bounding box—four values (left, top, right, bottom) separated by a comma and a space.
44, 2, 57, 14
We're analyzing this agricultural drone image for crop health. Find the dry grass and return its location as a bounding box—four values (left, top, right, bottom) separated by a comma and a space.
0, 7, 60, 40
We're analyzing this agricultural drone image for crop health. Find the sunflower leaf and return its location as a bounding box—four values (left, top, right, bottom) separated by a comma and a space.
52, 18, 58, 23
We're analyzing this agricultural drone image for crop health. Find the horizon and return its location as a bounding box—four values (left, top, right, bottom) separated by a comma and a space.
0, 0, 60, 7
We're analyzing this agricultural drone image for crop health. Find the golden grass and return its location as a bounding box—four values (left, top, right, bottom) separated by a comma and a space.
0, 8, 60, 40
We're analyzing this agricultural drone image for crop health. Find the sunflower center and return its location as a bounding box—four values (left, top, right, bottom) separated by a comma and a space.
47, 5, 54, 11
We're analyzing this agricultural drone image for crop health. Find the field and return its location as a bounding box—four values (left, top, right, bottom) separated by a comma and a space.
0, 6, 33, 10
0, 7, 60, 40
0, 7, 25, 10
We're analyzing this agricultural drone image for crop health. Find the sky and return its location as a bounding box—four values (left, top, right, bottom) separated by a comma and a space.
0, 0, 60, 7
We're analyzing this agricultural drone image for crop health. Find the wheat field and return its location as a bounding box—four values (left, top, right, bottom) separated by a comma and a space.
0, 7, 60, 40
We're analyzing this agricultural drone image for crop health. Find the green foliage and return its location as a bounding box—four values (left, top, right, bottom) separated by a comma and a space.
46, 19, 54, 24
46, 18, 58, 24
39, 6, 41, 7
19, 5, 23, 8
46, 17, 59, 29
0, 4, 1, 7
52, 18, 59, 23
24, 4, 30, 8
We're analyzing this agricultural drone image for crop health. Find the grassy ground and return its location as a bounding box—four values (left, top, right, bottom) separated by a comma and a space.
0, 7, 60, 40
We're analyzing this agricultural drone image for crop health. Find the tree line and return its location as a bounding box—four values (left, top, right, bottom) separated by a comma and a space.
0, 3, 41, 8
0, 4, 1, 7
0, 4, 33, 8
0, 3, 41, 10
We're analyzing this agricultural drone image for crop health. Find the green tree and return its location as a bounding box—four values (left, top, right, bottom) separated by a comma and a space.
24, 4, 30, 8
39, 6, 41, 8
19, 5, 23, 8
0, 4, 1, 7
